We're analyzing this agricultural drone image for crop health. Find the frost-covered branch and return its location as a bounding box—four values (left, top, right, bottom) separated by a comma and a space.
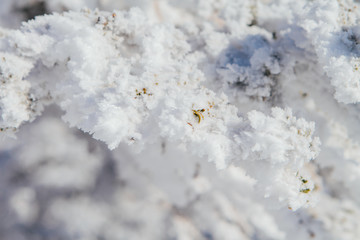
0, 8, 321, 209
1, 0, 360, 239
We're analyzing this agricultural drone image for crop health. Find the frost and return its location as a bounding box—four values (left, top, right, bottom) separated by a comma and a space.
289, 0, 360, 103
0, 0, 359, 240
242, 107, 320, 209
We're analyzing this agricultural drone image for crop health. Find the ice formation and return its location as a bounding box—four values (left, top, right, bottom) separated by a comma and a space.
0, 0, 360, 239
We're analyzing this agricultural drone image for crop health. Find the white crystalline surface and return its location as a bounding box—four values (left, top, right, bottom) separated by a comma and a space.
0, 0, 360, 239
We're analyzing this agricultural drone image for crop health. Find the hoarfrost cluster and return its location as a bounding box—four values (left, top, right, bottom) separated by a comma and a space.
0, 0, 360, 239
